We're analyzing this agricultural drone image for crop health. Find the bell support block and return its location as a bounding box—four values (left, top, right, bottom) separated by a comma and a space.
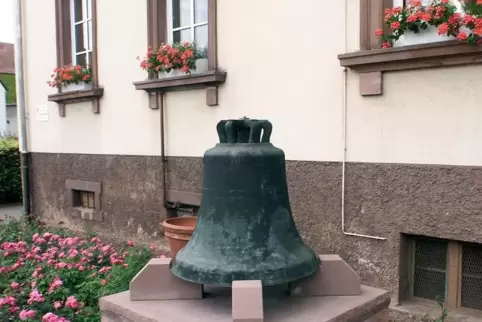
289, 254, 361, 297
232, 280, 264, 322
129, 258, 203, 301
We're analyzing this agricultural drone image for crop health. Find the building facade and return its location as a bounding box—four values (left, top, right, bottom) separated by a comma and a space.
21, 0, 482, 320
0, 42, 16, 136
0, 80, 6, 134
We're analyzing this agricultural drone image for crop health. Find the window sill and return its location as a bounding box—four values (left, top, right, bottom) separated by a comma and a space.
134, 70, 227, 106
337, 41, 482, 96
393, 298, 482, 321
47, 87, 104, 117
338, 41, 482, 73
134, 70, 226, 92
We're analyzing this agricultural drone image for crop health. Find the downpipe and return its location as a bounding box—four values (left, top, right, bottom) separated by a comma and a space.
158, 93, 177, 216
14, 0, 31, 216
340, 0, 385, 241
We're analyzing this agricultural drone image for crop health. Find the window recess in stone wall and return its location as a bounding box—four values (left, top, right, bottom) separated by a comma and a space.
338, 0, 482, 96
48, 0, 103, 117
400, 235, 482, 317
134, 0, 226, 107
66, 179, 102, 222
165, 189, 200, 218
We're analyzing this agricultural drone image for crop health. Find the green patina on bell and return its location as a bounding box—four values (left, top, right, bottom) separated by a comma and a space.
170, 118, 320, 286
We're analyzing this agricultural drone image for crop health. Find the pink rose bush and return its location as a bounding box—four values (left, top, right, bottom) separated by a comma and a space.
0, 218, 162, 321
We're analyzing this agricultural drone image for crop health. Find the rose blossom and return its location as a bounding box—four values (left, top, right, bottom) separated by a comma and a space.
48, 277, 63, 293
43, 312, 70, 322
27, 289, 45, 304
19, 309, 36, 320
53, 301, 63, 309
65, 296, 79, 309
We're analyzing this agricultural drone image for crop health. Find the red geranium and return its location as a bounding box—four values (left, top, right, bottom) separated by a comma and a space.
47, 64, 92, 89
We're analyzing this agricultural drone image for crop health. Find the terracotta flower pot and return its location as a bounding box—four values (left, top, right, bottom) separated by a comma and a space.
162, 216, 197, 257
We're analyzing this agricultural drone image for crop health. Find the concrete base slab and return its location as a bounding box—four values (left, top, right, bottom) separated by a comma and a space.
100, 285, 390, 322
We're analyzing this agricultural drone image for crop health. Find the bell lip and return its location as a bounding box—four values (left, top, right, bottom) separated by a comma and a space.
162, 216, 197, 234
170, 255, 321, 287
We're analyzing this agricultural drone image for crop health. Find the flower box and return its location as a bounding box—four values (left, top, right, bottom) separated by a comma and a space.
377, 0, 482, 48
62, 82, 93, 92
140, 42, 209, 78
193, 58, 209, 74
394, 26, 455, 47
158, 69, 184, 79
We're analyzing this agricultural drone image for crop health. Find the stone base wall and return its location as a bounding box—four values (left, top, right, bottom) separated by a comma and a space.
30, 153, 482, 311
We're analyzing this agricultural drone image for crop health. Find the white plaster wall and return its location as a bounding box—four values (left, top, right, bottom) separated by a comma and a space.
0, 84, 6, 135
23, 0, 345, 161
24, 0, 158, 156
345, 67, 482, 166
343, 1, 482, 167
6, 105, 17, 135
22, 1, 482, 166
165, 0, 346, 161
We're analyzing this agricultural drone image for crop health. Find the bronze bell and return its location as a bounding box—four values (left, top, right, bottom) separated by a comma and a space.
170, 118, 320, 286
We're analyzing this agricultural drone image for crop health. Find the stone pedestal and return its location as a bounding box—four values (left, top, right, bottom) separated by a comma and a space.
100, 255, 391, 322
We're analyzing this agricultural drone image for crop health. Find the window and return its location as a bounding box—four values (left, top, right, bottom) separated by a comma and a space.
144, 0, 224, 106
167, 0, 209, 50
52, 0, 103, 112
405, 235, 482, 311
70, 0, 93, 66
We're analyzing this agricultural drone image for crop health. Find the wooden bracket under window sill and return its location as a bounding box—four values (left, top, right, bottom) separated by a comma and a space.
133, 70, 227, 106
338, 41, 482, 96
48, 87, 104, 117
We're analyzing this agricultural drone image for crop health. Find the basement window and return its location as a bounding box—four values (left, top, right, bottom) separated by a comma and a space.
65, 179, 102, 222
402, 235, 482, 313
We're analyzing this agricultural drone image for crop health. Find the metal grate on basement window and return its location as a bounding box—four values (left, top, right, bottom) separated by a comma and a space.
461, 243, 482, 311
74, 190, 95, 209
413, 238, 448, 301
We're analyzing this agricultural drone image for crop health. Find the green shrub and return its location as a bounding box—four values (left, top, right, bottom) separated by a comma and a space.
0, 217, 158, 321
0, 138, 21, 204
0, 74, 16, 104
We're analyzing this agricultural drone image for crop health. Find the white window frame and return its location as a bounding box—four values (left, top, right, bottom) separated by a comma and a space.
70, 0, 93, 66
166, 0, 208, 47
391, 0, 464, 47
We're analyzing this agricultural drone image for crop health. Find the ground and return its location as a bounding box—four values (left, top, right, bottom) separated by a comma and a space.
0, 203, 21, 220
